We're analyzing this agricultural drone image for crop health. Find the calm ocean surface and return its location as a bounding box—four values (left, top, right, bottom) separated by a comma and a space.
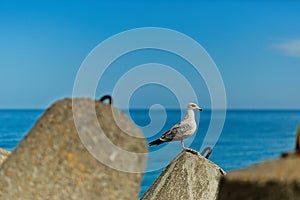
0, 109, 299, 197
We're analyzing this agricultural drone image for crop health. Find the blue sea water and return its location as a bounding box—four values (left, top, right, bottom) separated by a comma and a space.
0, 110, 44, 150
0, 109, 299, 197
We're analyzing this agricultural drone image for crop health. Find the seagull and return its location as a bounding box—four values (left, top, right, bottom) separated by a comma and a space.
149, 103, 202, 151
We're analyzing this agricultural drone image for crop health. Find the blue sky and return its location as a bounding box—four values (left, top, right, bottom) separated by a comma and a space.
1, 0, 300, 109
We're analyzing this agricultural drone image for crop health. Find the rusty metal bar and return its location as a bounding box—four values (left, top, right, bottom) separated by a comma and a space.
201, 146, 212, 159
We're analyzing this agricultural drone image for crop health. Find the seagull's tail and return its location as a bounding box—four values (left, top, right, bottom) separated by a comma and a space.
149, 139, 164, 146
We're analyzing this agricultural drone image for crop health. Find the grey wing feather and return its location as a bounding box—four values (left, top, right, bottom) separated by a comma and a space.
160, 122, 181, 141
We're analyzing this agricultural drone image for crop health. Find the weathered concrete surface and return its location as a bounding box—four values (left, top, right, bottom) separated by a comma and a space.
0, 148, 10, 166
218, 154, 300, 200
218, 127, 300, 200
0, 98, 147, 200
142, 151, 226, 200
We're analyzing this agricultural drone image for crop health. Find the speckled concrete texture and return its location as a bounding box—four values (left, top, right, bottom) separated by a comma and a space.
0, 98, 147, 200
0, 148, 10, 166
141, 151, 225, 200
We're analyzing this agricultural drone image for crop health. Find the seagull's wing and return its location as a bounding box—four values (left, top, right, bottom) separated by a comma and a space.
160, 122, 181, 142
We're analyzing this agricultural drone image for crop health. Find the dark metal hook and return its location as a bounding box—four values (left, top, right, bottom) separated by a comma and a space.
200, 146, 213, 159
99, 95, 113, 105
296, 125, 300, 152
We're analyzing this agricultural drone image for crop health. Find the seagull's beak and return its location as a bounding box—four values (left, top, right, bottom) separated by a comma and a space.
198, 107, 203, 111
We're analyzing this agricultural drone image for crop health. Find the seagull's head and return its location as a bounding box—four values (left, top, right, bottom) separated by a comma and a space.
187, 103, 202, 111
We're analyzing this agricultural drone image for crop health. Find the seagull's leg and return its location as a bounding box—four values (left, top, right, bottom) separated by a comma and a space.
181, 140, 186, 151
